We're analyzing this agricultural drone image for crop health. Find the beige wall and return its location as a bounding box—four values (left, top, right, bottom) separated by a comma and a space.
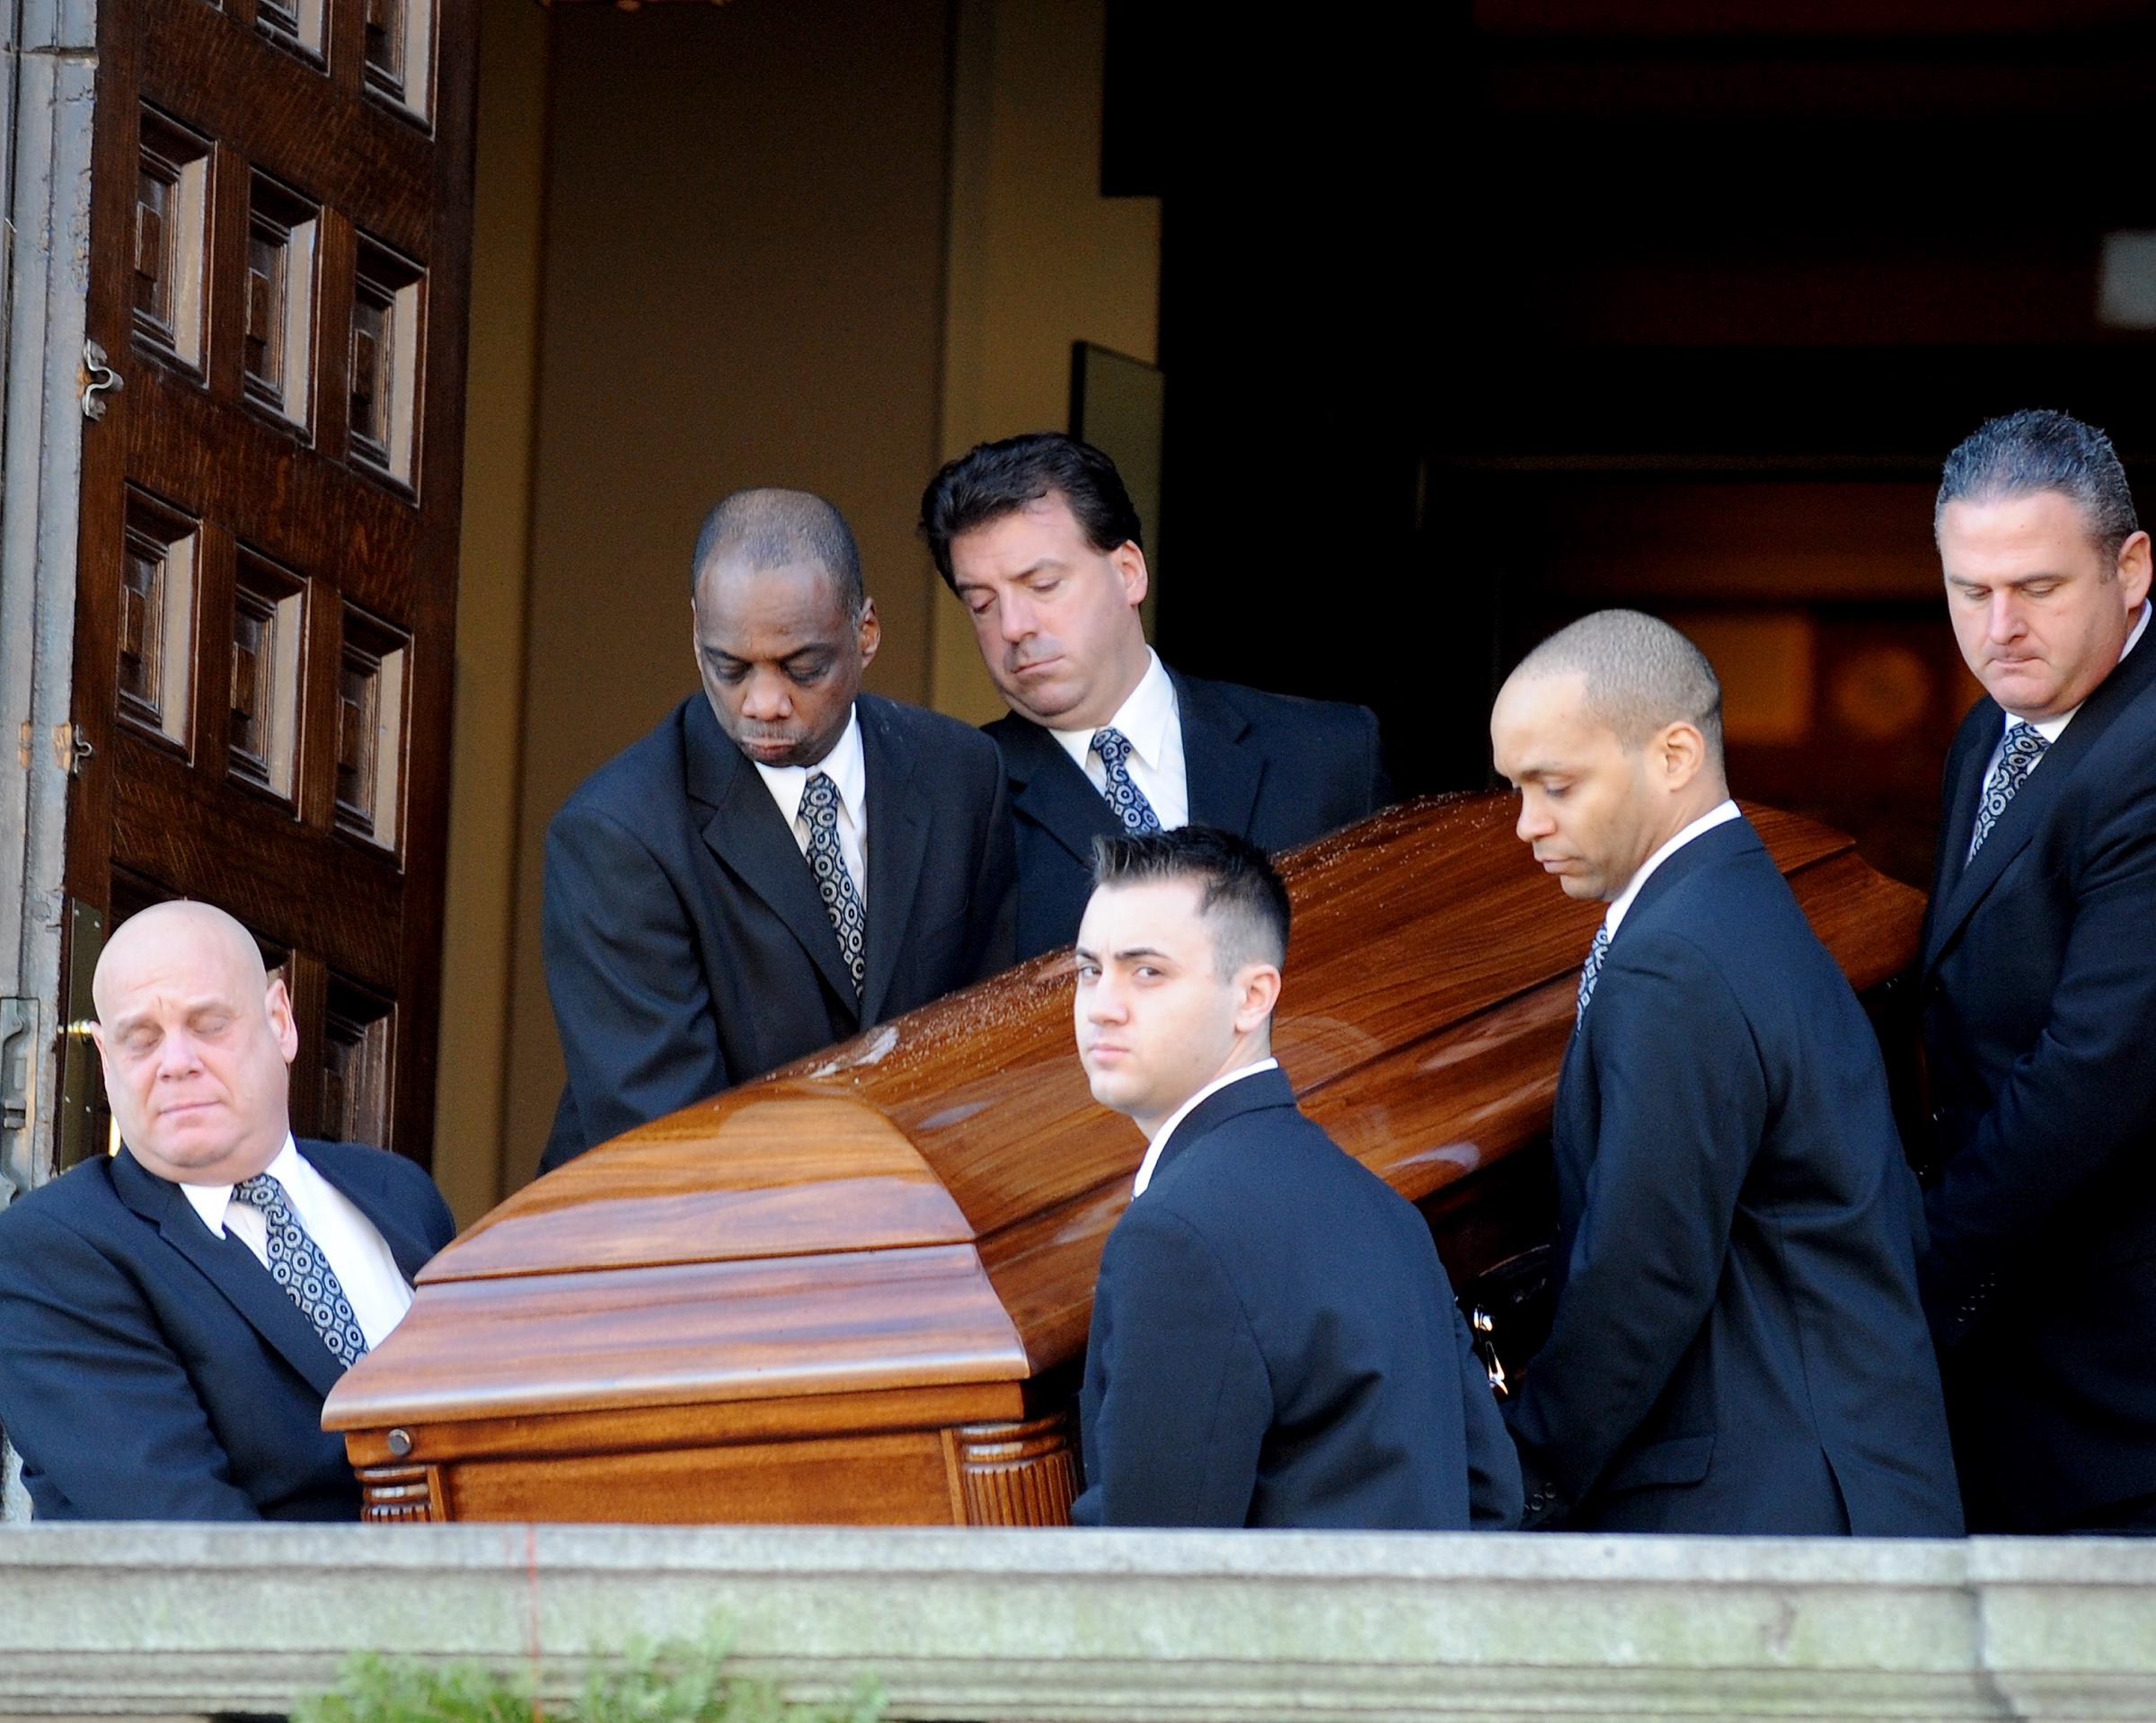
437, 0, 1163, 1207
430, 0, 550, 1225
932, 0, 1162, 721
495, 0, 956, 1188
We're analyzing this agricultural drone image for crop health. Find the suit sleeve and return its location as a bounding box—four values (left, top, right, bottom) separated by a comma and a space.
965, 749, 1019, 983
1503, 932, 1765, 1523
1923, 775, 2156, 1327
1072, 1203, 1271, 1527
1359, 703, 1393, 813
541, 800, 729, 1170
1448, 1295, 1524, 1529
0, 1206, 261, 1520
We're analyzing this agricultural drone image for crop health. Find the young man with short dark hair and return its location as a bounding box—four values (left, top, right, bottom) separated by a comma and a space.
1068, 826, 1518, 1529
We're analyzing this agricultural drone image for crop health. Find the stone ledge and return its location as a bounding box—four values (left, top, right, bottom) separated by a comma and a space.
0, 1524, 2150, 1722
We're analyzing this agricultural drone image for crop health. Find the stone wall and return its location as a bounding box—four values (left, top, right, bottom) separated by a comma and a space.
2, 1523, 2152, 1722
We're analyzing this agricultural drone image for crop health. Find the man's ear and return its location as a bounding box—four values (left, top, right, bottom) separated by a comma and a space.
2117, 529, 2152, 612
1658, 720, 1708, 792
856, 596, 881, 668
1112, 541, 1150, 610
1233, 963, 1282, 1035
265, 978, 300, 1065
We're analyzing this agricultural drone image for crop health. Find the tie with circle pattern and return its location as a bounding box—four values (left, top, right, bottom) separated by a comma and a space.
1576, 923, 1612, 1027
1091, 727, 1162, 835
801, 771, 866, 995
1968, 721, 2049, 859
233, 1173, 368, 1370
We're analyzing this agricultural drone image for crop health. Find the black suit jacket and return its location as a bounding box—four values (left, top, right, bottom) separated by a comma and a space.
985, 671, 1388, 959
1506, 818, 1962, 1536
540, 693, 1016, 1171
1919, 631, 2156, 1532
0, 1139, 454, 1520
1071, 1066, 1522, 1530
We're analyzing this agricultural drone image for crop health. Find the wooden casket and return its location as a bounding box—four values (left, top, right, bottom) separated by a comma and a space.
323, 792, 1923, 1525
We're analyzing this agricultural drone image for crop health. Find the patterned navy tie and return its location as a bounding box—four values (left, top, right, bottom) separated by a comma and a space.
1091, 727, 1162, 835
1575, 923, 1612, 1026
801, 771, 866, 995
1968, 721, 2049, 859
233, 1173, 367, 1369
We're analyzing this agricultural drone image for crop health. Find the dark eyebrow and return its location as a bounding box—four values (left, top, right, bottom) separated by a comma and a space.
1112, 945, 1172, 963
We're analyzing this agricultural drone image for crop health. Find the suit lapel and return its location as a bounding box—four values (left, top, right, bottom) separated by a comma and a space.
858, 698, 930, 1022
1556, 819, 1757, 1180
302, 1139, 432, 1282
1921, 711, 1994, 967
1173, 674, 1263, 837
681, 695, 860, 1014
995, 715, 1122, 866
1923, 639, 2156, 975
111, 1149, 345, 1400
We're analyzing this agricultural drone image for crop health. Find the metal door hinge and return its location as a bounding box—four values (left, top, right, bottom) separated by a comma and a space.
51, 723, 93, 777
79, 339, 122, 420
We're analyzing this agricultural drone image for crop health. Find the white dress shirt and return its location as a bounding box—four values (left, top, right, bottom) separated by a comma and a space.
751, 707, 868, 899
1602, 800, 1743, 941
180, 1135, 415, 1348
1049, 649, 1191, 832
1132, 1057, 1279, 1197
1969, 601, 2150, 853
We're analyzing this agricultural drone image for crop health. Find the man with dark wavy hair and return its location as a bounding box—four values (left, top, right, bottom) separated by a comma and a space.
1922, 408, 2156, 1533
921, 434, 1389, 959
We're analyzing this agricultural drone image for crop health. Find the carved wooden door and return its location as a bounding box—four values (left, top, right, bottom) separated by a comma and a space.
59, 0, 478, 1167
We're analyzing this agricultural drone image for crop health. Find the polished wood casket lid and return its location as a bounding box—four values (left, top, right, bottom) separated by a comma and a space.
325, 792, 1922, 1439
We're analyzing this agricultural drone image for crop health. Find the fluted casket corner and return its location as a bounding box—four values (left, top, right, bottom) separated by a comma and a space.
323, 792, 1925, 1526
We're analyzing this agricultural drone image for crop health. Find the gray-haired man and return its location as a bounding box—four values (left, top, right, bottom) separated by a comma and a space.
1922, 409, 2156, 1533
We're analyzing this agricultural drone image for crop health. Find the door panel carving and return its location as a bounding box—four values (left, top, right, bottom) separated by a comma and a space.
66, 0, 477, 1166
134, 109, 210, 373
116, 490, 199, 754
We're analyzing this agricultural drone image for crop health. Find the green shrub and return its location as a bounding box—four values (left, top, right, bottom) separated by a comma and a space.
295, 1629, 882, 1723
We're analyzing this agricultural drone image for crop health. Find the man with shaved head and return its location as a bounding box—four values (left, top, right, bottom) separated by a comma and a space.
0, 902, 454, 1519
1489, 610, 1959, 1534
538, 487, 1015, 1170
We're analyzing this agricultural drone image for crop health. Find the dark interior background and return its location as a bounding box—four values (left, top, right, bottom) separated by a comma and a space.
1113, 1, 2156, 885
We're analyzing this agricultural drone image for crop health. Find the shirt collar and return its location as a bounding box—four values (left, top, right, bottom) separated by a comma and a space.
1603, 800, 1741, 940
2005, 600, 2151, 745
180, 1133, 301, 1237
1049, 649, 1177, 772
1132, 1056, 1279, 1197
750, 705, 866, 829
